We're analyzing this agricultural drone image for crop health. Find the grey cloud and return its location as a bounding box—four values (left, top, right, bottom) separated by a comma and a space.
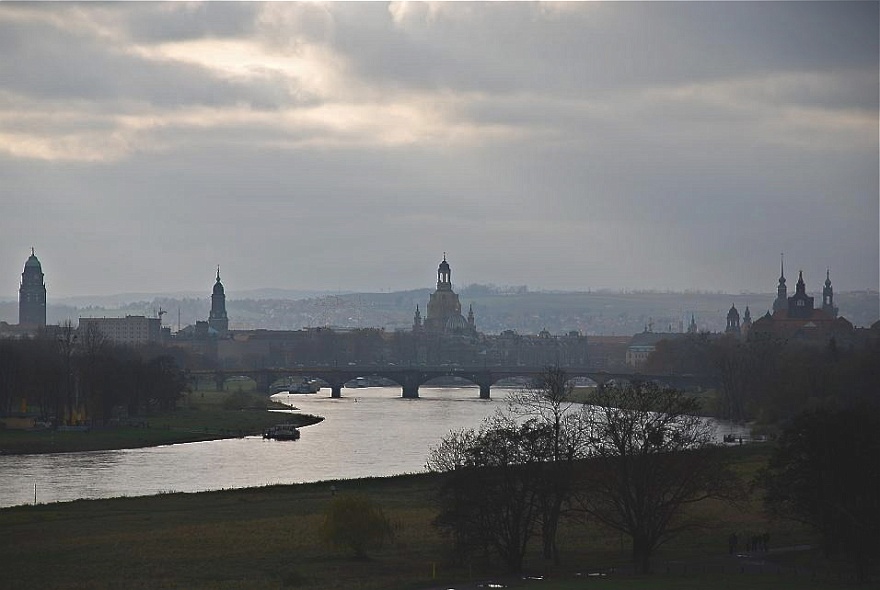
323, 2, 878, 100
0, 18, 302, 110
119, 2, 262, 43
0, 2, 876, 297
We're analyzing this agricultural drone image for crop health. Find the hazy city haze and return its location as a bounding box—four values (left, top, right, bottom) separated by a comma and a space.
1, 2, 877, 298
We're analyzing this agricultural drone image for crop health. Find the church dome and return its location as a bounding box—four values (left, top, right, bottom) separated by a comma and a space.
727, 304, 739, 320
445, 314, 469, 332
212, 267, 225, 295
25, 252, 41, 269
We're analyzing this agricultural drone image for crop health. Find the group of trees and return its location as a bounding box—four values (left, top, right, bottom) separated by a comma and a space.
429, 365, 879, 580
761, 405, 880, 583
0, 324, 189, 426
645, 332, 880, 423
427, 368, 737, 574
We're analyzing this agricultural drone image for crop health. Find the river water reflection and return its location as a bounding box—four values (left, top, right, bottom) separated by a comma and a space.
0, 387, 748, 508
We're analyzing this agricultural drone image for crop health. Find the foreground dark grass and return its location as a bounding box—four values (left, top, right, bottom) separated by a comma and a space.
1, 445, 862, 590
0, 390, 321, 455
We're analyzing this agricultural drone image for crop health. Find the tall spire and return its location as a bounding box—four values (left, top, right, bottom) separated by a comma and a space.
773, 252, 788, 314
209, 265, 228, 335
822, 268, 837, 317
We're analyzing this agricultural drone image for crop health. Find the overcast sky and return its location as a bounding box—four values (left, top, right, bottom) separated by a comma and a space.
1, 2, 877, 299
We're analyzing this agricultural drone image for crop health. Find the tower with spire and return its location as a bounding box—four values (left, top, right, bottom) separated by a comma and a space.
822, 269, 838, 318
750, 262, 853, 344
19, 248, 47, 328
412, 305, 423, 332
772, 253, 788, 314
208, 266, 229, 335
787, 270, 814, 319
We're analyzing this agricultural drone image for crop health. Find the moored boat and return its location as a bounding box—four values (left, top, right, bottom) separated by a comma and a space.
263, 424, 301, 441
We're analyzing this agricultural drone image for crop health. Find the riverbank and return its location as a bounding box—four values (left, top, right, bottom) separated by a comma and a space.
0, 445, 859, 590
0, 390, 323, 455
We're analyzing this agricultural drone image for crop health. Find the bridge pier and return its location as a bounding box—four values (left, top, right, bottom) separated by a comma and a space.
479, 384, 491, 399
330, 384, 342, 398
402, 384, 419, 399
255, 371, 272, 395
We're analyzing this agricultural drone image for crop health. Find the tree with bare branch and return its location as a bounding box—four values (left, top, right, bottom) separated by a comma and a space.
574, 381, 738, 573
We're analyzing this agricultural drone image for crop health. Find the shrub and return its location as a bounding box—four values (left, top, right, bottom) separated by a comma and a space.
320, 493, 392, 558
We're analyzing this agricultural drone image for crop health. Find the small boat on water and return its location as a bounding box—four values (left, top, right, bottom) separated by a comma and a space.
263, 424, 301, 441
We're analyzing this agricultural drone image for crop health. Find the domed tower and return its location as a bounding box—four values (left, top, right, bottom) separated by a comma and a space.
19, 248, 47, 328
424, 254, 467, 334
726, 303, 740, 335
437, 254, 452, 292
822, 269, 838, 318
208, 266, 229, 335
772, 253, 788, 314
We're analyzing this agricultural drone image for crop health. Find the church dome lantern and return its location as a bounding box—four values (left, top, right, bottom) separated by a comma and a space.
437, 254, 452, 292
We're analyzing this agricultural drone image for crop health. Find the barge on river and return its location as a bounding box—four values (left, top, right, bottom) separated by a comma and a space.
262, 424, 301, 441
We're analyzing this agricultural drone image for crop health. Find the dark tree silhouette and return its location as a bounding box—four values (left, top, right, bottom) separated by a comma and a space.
429, 415, 551, 573
574, 381, 738, 574
507, 365, 588, 563
762, 404, 880, 582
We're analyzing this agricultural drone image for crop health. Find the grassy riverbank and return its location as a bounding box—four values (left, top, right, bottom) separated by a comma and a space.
0, 445, 861, 590
0, 390, 322, 455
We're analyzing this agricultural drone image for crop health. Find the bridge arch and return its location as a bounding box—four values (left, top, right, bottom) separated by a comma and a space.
187, 367, 701, 400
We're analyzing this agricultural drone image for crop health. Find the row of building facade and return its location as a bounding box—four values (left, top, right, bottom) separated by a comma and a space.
4, 249, 875, 371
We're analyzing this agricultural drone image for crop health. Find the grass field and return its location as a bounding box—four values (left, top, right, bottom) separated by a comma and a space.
0, 445, 866, 590
0, 390, 322, 455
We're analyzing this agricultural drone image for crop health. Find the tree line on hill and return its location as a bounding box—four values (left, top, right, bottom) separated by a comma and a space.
0, 323, 190, 427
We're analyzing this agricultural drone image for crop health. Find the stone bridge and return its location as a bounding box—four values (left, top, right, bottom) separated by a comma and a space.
188, 365, 700, 399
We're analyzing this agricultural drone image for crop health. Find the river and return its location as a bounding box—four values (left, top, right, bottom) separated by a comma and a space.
0, 387, 748, 508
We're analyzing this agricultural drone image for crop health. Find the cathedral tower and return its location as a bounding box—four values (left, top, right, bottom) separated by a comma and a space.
726, 303, 740, 334
208, 266, 229, 334
19, 248, 47, 328
822, 269, 838, 318
772, 253, 788, 314
787, 270, 814, 319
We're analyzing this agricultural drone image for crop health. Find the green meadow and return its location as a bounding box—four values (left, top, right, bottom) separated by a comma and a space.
0, 389, 321, 455
0, 445, 863, 590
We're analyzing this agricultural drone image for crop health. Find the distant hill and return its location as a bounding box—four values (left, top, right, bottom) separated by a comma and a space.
2, 286, 876, 336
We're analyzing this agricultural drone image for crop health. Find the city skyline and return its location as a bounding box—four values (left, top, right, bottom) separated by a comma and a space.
2, 2, 878, 298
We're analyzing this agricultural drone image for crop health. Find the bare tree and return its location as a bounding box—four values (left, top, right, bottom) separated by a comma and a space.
574, 381, 737, 574
507, 365, 589, 563
428, 414, 550, 573
56, 320, 78, 426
